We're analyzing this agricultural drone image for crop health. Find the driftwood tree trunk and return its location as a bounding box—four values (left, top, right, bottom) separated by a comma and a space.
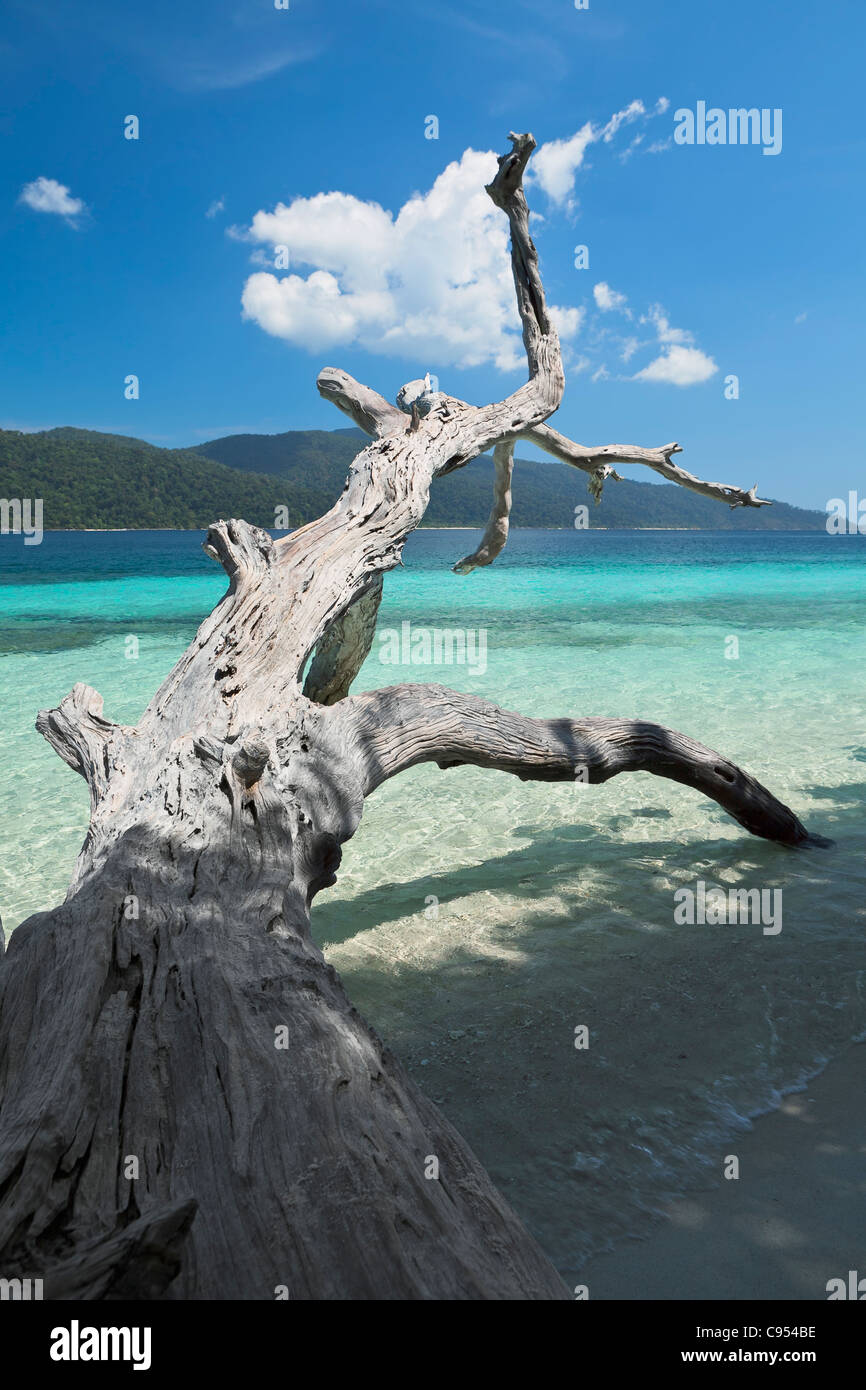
0, 135, 817, 1301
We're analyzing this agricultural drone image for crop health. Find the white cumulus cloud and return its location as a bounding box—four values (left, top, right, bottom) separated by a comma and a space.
633, 344, 717, 386
18, 177, 86, 222
235, 115, 711, 386
238, 149, 584, 372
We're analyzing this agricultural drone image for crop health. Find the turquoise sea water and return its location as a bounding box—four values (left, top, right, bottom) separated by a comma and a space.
1, 527, 865, 1281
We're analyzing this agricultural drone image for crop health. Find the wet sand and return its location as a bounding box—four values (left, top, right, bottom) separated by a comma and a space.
577, 1043, 866, 1300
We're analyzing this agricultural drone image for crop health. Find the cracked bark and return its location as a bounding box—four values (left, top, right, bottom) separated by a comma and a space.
0, 133, 820, 1303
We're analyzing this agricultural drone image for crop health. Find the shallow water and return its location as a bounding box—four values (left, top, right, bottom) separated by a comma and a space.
1, 528, 864, 1281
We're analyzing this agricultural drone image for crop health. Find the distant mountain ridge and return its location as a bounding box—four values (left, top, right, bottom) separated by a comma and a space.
0, 424, 826, 531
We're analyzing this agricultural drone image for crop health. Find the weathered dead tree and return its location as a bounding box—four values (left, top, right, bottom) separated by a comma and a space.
0, 134, 820, 1301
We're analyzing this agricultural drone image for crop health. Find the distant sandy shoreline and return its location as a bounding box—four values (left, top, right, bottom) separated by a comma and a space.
37, 526, 828, 535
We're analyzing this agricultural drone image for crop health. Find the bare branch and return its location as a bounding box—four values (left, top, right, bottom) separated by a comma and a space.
441, 424, 770, 576
316, 135, 564, 453
317, 368, 405, 438
36, 683, 127, 810
527, 423, 772, 509
203, 517, 276, 588
452, 442, 514, 574
337, 684, 815, 847
486, 132, 554, 373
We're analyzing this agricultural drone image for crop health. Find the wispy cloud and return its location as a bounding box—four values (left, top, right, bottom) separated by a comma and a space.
164, 45, 317, 92
3, 2, 322, 94
531, 97, 670, 209
424, 1, 571, 77
588, 287, 717, 386
531, 123, 596, 208
206, 197, 226, 220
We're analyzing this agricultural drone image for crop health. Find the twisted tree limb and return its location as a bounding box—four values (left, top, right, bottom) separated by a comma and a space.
333, 685, 815, 846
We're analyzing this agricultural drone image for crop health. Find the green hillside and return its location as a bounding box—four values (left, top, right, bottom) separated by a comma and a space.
0, 427, 309, 530
0, 424, 826, 531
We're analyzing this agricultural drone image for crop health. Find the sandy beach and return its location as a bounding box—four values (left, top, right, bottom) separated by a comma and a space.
577, 1043, 866, 1300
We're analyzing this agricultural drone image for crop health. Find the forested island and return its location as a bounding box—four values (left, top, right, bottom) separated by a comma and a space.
0, 425, 825, 531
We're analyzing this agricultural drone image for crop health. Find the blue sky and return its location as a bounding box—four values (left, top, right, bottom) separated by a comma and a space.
0, 0, 863, 508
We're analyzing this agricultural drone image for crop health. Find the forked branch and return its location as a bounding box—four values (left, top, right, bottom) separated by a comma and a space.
526, 424, 771, 509
314, 389, 770, 586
